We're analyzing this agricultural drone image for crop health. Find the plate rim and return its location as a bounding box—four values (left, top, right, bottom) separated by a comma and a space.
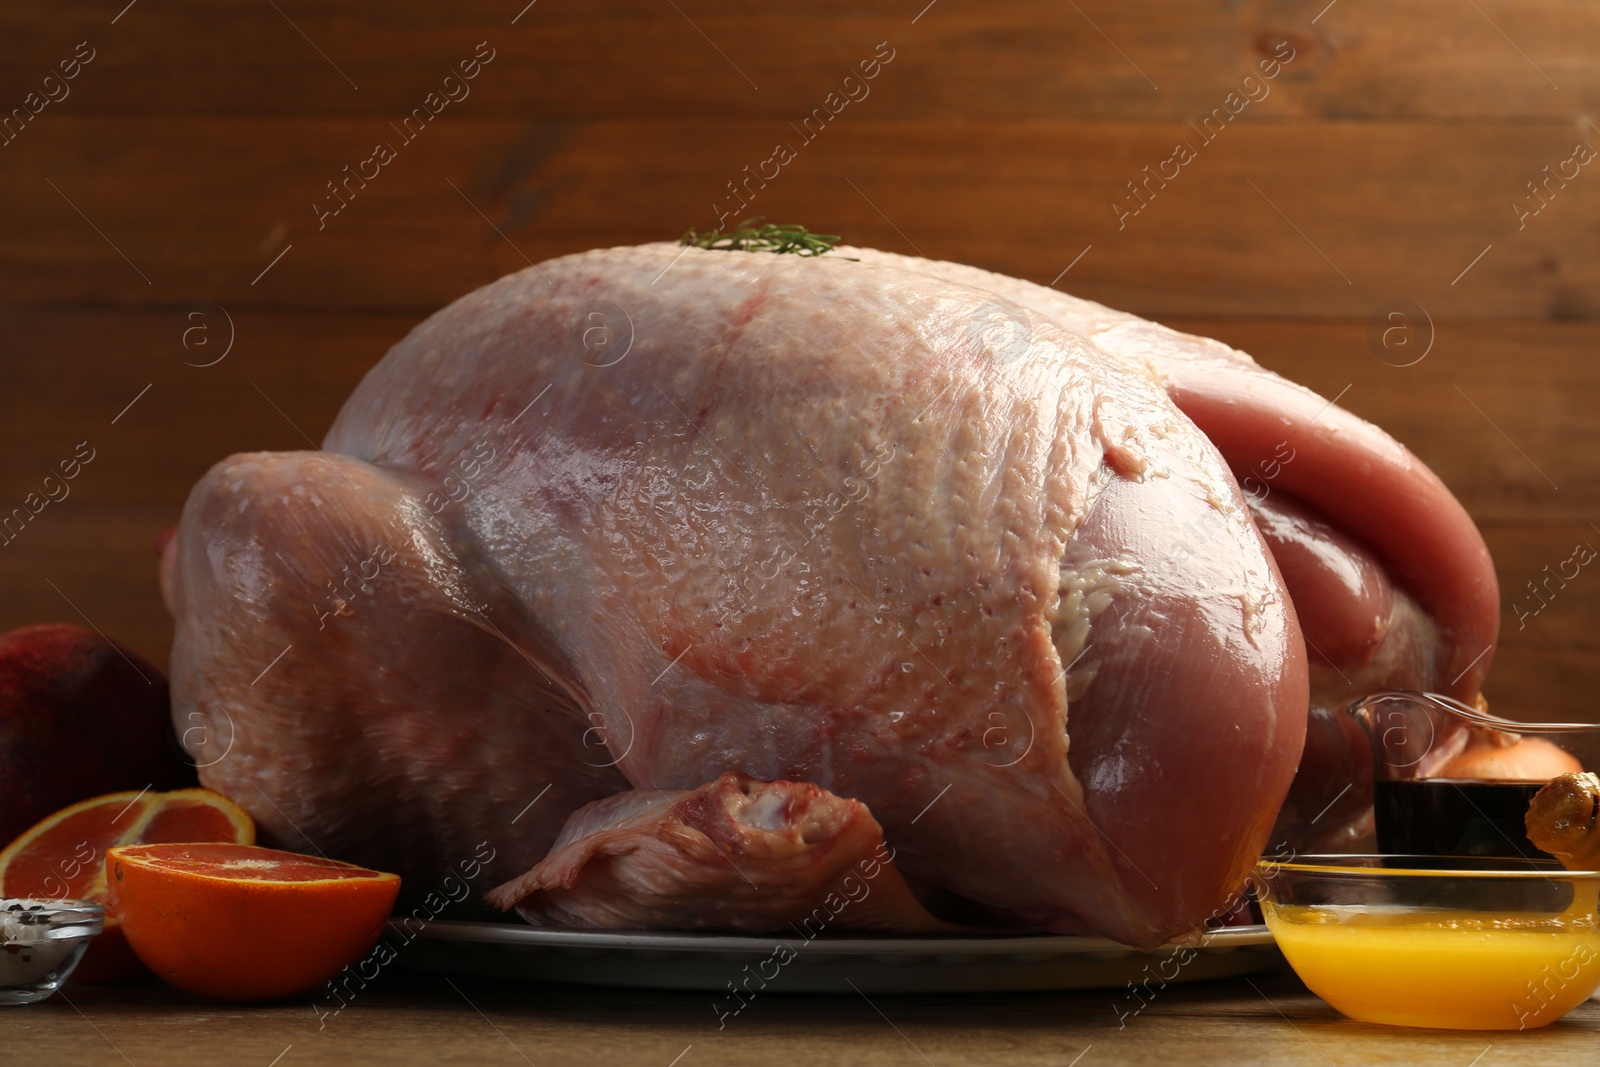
413, 919, 1274, 956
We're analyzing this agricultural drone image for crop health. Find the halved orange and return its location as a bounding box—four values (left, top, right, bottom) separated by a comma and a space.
108, 843, 400, 1002
0, 788, 254, 982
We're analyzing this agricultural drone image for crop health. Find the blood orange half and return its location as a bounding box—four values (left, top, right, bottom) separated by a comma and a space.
108, 843, 400, 1001
0, 788, 254, 982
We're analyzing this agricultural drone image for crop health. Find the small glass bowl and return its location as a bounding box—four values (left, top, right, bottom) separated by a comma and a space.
1253, 855, 1600, 1030
0, 899, 104, 1005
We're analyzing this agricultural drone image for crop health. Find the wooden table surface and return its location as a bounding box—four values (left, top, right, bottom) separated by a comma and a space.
8, 965, 1596, 1067
6, 1, 1600, 1063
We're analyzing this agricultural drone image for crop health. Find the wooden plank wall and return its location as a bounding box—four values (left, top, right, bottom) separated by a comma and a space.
1, 1, 1596, 719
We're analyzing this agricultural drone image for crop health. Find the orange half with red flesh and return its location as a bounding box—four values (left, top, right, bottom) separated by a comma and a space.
0, 789, 255, 982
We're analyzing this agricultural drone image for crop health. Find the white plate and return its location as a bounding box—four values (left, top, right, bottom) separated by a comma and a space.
404, 920, 1281, 993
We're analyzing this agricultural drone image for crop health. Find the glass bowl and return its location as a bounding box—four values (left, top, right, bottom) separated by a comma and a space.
1253, 855, 1600, 1030
0, 899, 104, 1005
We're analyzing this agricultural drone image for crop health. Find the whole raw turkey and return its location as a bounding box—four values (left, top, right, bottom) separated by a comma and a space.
161, 243, 1497, 947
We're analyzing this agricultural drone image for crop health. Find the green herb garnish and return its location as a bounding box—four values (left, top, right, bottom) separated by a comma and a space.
679, 221, 851, 258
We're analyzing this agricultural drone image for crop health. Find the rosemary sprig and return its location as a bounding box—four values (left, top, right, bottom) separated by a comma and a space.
679, 221, 852, 258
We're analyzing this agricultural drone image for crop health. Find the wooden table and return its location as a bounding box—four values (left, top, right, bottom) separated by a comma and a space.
10, 965, 1597, 1067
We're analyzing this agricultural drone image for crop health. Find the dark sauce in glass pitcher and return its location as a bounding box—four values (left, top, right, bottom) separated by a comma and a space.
1374, 778, 1552, 860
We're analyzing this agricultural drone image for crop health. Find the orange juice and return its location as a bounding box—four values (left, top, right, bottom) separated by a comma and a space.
1263, 903, 1600, 1029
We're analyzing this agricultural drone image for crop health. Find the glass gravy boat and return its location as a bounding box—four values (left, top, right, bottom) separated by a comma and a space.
1346, 690, 1600, 860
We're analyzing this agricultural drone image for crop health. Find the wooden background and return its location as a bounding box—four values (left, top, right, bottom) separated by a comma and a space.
2, 0, 1597, 719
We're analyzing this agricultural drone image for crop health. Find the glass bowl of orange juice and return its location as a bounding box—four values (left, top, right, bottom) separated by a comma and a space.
1254, 854, 1600, 1030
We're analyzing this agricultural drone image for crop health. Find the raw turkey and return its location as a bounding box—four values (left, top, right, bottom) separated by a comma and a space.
161, 243, 1497, 947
